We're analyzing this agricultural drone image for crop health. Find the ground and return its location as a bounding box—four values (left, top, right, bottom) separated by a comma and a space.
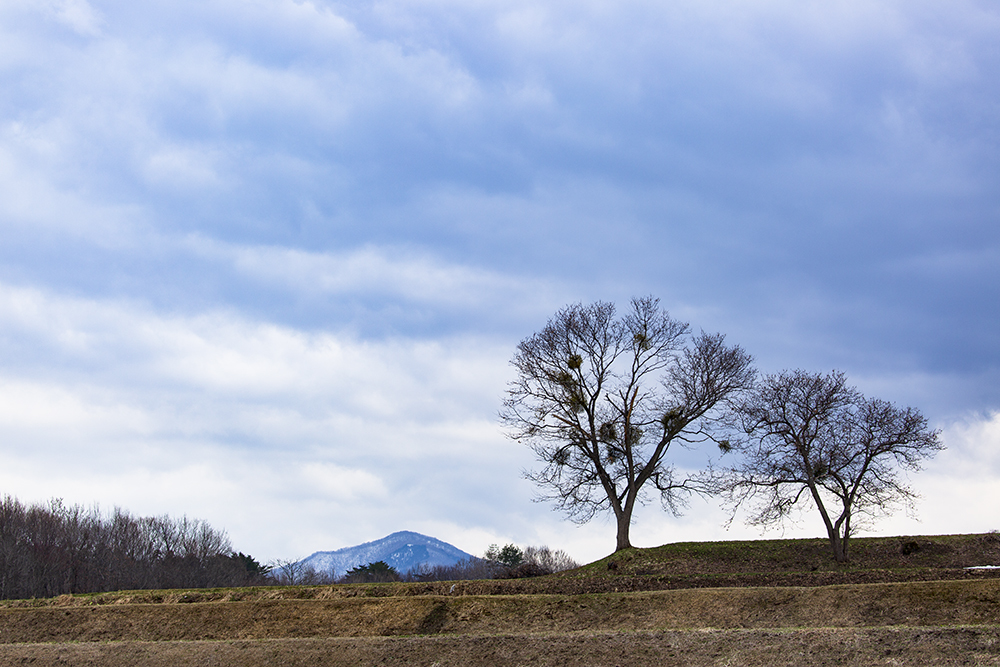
1, 533, 999, 666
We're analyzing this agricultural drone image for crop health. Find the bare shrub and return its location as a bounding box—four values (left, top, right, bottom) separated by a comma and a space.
411, 544, 581, 581
405, 558, 504, 582
523, 546, 580, 573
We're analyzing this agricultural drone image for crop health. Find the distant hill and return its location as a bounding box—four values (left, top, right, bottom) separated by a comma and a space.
298, 531, 474, 577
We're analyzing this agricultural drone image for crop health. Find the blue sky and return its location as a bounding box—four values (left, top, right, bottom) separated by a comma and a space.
1, 0, 998, 563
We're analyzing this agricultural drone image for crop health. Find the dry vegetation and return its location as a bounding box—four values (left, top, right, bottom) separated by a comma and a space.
2, 533, 999, 666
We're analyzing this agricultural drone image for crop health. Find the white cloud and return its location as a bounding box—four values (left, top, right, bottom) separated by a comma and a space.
0, 279, 514, 413
857, 414, 1000, 537
937, 411, 1000, 478
142, 145, 226, 190
20, 0, 105, 37
0, 138, 139, 244
55, 0, 102, 36
299, 462, 388, 500
185, 237, 560, 313
0, 379, 152, 452
0, 280, 526, 559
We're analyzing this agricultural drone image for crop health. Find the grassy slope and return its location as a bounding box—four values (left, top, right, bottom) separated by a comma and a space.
601, 532, 1000, 572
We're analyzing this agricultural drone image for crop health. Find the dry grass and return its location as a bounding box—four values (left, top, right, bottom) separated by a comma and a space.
2, 533, 999, 665
2, 628, 1000, 667
2, 579, 999, 644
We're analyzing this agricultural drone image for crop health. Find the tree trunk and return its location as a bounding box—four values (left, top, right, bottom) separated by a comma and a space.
608, 476, 636, 552
807, 482, 849, 563
614, 504, 633, 551
615, 518, 632, 551
826, 526, 847, 563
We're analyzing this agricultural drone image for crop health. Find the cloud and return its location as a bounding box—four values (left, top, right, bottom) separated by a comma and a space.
142, 145, 225, 190
0, 138, 139, 245
51, 0, 103, 36
865, 411, 1000, 536
185, 236, 562, 313
299, 462, 388, 501
937, 411, 1000, 479
0, 0, 998, 563
0, 280, 513, 413
6, 0, 105, 37
6, 0, 997, 253
0, 378, 150, 446
0, 280, 529, 558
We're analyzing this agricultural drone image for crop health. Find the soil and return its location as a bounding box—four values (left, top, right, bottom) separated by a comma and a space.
2, 628, 1000, 667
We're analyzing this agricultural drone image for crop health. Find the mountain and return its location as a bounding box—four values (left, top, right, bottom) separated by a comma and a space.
297, 531, 474, 577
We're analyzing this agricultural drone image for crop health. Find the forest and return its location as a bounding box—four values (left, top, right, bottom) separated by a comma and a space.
0, 494, 578, 599
0, 495, 265, 600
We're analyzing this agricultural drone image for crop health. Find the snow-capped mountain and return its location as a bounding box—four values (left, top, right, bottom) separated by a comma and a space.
297, 531, 474, 577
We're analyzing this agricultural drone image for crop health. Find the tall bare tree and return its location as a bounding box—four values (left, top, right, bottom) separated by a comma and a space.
501, 297, 755, 551
718, 370, 944, 563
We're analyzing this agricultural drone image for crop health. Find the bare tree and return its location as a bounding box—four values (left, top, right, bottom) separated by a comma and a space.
718, 370, 944, 563
271, 558, 309, 586
522, 545, 579, 573
0, 495, 255, 598
501, 297, 755, 551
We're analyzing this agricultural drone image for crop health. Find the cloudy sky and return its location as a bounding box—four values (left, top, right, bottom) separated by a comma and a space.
1, 0, 998, 564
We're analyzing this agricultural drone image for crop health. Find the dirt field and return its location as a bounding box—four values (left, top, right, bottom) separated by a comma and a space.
2, 534, 998, 665
2, 628, 1000, 667
3, 579, 1000, 642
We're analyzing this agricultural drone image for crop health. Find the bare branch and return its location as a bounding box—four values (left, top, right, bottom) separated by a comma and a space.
716, 369, 943, 562
501, 297, 754, 551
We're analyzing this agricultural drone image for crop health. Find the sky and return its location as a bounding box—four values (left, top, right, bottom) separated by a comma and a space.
1, 0, 998, 565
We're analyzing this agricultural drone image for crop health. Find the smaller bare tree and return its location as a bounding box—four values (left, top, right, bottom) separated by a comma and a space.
271, 558, 309, 586
718, 370, 944, 563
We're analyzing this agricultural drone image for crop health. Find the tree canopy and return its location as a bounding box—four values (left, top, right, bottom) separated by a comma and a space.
718, 369, 944, 562
501, 297, 754, 551
342, 560, 401, 583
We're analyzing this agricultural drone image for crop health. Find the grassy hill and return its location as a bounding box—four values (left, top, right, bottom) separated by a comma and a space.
1, 533, 999, 666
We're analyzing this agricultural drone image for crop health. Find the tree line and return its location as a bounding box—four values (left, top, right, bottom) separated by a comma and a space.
0, 492, 582, 598
270, 544, 580, 585
409, 544, 579, 581
0, 496, 267, 600
502, 297, 944, 562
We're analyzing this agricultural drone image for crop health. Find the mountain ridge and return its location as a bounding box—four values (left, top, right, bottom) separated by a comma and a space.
298, 530, 474, 577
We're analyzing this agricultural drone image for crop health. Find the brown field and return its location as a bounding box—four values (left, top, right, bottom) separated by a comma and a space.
2, 533, 999, 666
